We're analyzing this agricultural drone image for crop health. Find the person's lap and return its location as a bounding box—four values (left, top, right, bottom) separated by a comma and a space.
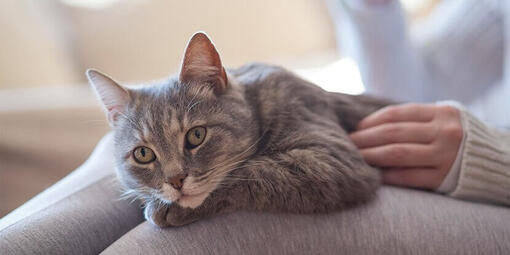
0, 175, 145, 254
0, 134, 145, 254
0, 133, 120, 230
103, 186, 510, 255
1, 134, 509, 254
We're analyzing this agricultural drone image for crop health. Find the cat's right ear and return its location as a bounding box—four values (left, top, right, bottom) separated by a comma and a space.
179, 32, 228, 94
86, 69, 130, 126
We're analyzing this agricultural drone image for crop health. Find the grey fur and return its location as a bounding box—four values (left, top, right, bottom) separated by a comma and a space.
90, 36, 391, 228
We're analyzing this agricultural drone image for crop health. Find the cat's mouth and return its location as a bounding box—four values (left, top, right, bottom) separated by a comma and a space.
174, 190, 210, 209
158, 183, 211, 209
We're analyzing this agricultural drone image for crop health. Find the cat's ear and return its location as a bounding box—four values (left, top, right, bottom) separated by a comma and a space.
86, 69, 130, 126
179, 32, 228, 94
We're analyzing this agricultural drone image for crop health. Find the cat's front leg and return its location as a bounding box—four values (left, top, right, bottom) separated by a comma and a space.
144, 199, 171, 227
163, 204, 207, 227
237, 146, 380, 213
164, 191, 238, 227
144, 190, 237, 227
143, 199, 195, 227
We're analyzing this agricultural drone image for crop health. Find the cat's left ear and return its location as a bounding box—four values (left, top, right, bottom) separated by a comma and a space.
86, 69, 130, 127
179, 32, 228, 94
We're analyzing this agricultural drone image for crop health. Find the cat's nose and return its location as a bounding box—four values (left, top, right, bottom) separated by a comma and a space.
166, 173, 188, 190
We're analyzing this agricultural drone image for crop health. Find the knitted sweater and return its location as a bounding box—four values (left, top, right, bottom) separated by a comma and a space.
452, 109, 510, 205
328, 0, 510, 206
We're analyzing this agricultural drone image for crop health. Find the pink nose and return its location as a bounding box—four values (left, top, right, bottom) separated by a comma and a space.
166, 174, 187, 190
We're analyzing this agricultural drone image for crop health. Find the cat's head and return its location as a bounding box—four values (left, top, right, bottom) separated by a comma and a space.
87, 32, 258, 209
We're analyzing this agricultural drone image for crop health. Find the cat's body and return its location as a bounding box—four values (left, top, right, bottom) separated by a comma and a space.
87, 32, 390, 227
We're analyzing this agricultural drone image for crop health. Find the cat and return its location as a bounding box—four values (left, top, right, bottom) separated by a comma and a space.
87, 32, 390, 227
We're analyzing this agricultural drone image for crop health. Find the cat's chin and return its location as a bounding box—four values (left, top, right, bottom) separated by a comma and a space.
176, 191, 210, 209
158, 183, 210, 208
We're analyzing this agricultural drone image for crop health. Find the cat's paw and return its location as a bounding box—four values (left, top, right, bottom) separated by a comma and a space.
144, 200, 171, 227
144, 200, 199, 227
165, 204, 200, 227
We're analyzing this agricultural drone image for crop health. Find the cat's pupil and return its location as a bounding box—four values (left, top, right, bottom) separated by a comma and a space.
194, 129, 201, 138
141, 148, 146, 157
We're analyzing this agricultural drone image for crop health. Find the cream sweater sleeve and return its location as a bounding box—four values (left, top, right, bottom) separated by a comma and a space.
450, 109, 510, 206
328, 0, 509, 127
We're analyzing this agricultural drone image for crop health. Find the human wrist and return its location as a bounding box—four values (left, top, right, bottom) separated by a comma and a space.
449, 110, 510, 205
435, 102, 467, 193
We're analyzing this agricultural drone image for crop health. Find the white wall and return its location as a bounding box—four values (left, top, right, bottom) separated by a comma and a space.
0, 0, 336, 88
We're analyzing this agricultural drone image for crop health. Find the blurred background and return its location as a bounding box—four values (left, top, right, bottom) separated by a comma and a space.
0, 0, 438, 217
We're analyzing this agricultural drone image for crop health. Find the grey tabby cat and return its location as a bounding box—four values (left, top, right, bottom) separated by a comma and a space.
87, 32, 389, 227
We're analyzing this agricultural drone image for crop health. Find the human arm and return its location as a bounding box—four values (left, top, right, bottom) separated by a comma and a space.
326, 0, 430, 102
350, 103, 510, 206
448, 110, 510, 205
326, 0, 505, 106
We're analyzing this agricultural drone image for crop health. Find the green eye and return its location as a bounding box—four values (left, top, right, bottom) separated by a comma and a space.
186, 126, 206, 149
133, 146, 156, 164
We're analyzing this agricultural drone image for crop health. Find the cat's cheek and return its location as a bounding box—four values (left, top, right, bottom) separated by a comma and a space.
177, 191, 210, 209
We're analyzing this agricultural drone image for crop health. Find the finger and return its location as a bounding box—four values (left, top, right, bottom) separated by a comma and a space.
359, 143, 437, 167
382, 167, 439, 190
350, 122, 436, 149
357, 104, 436, 130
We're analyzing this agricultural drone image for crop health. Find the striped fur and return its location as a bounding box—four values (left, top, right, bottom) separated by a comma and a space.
90, 34, 391, 227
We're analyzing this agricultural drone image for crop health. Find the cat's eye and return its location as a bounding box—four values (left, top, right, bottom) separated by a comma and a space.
133, 146, 156, 164
186, 126, 207, 149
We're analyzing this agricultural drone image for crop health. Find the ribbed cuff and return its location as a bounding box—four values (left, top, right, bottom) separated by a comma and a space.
449, 110, 510, 206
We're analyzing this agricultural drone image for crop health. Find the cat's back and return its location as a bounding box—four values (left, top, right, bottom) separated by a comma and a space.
230, 62, 318, 91
229, 63, 343, 136
229, 62, 285, 85
230, 62, 329, 108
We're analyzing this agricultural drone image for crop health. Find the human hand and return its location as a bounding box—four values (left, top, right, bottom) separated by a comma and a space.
350, 104, 463, 190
